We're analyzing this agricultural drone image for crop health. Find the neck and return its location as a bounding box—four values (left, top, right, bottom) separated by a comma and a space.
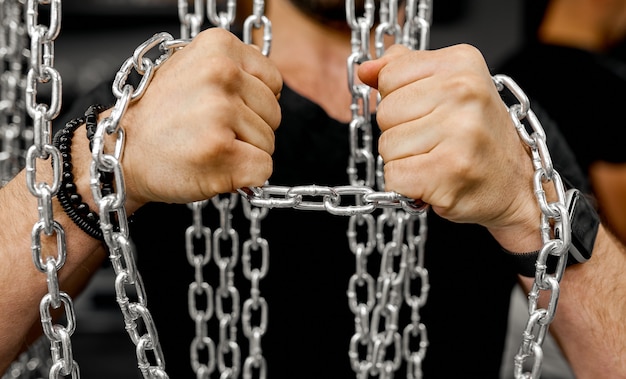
257, 0, 376, 122
538, 0, 620, 52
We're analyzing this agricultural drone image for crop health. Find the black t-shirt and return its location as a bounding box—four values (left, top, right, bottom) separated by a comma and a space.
497, 43, 626, 172
60, 78, 585, 378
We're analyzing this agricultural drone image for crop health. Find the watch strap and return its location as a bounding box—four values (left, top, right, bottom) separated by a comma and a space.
505, 188, 600, 277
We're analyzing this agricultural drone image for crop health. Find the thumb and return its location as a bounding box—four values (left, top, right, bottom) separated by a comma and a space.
357, 44, 411, 89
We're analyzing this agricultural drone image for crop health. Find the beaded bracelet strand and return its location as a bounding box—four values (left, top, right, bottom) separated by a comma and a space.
53, 104, 109, 241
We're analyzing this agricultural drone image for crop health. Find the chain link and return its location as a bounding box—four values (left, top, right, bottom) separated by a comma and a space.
178, 0, 205, 40
206, 0, 237, 30
7, 1, 568, 378
91, 31, 186, 379
338, 2, 432, 379
182, 3, 272, 377
22, 0, 82, 377
493, 74, 571, 379
187, 200, 217, 379
240, 199, 269, 379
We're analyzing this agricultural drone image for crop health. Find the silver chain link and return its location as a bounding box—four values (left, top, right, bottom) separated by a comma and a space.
182, 2, 272, 377
493, 74, 571, 379
91, 31, 183, 379
343, 2, 432, 378
187, 200, 217, 379
23, 0, 81, 377
5, 1, 572, 378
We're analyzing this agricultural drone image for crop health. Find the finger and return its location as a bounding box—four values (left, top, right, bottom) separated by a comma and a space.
204, 91, 277, 156
194, 28, 283, 99
377, 114, 441, 164
375, 75, 440, 132
239, 70, 283, 131
383, 152, 462, 218
383, 154, 430, 204
241, 48, 283, 100
223, 139, 274, 190
357, 44, 412, 89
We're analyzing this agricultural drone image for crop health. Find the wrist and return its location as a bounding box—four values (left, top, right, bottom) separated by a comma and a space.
487, 198, 544, 254
502, 189, 600, 277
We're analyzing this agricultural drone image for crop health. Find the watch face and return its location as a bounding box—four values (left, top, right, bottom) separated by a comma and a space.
567, 189, 599, 263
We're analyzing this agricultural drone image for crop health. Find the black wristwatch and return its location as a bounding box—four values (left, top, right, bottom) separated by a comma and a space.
507, 188, 600, 277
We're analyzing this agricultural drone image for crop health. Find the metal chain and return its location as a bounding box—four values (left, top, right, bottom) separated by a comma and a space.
240, 199, 269, 379
211, 194, 242, 379
23, 0, 82, 378
91, 31, 184, 379
181, 2, 271, 377
225, 4, 270, 378
10, 2, 564, 379
344, 2, 432, 378
206, 0, 237, 30
178, 0, 204, 40
187, 200, 217, 379
0, 0, 31, 187
493, 74, 571, 379
242, 0, 271, 56
179, 2, 216, 377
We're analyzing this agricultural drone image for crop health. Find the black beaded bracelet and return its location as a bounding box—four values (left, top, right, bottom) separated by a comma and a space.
53, 104, 109, 241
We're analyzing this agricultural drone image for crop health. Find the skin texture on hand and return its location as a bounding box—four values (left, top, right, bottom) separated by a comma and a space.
118, 28, 282, 210
358, 44, 542, 252
0, 28, 282, 372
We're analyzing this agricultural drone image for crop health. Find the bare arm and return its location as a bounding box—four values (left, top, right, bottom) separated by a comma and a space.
0, 155, 107, 370
0, 28, 282, 373
518, 226, 626, 378
358, 43, 626, 378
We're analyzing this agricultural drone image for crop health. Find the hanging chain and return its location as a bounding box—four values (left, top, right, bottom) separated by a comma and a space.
23, 0, 82, 378
206, 0, 236, 30
240, 199, 269, 379
0, 0, 31, 187
91, 31, 183, 379
344, 1, 432, 378
178, 0, 204, 40
242, 0, 271, 56
187, 200, 218, 379
9, 1, 568, 379
181, 2, 272, 378
493, 74, 571, 379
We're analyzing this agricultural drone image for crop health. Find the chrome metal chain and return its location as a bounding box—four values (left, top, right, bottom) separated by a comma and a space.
91, 31, 184, 379
211, 194, 242, 379
23, 0, 81, 378
206, 0, 237, 30
344, 1, 432, 378
493, 74, 571, 379
240, 199, 269, 379
402, 0, 432, 51
186, 200, 217, 378
181, 1, 271, 377
242, 0, 271, 56
178, 0, 204, 40
179, 3, 214, 376
0, 0, 30, 186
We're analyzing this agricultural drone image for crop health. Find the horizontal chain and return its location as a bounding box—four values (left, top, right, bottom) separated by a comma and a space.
238, 185, 428, 216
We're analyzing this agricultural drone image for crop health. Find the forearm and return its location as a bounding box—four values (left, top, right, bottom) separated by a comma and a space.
519, 225, 626, 377
0, 126, 107, 371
